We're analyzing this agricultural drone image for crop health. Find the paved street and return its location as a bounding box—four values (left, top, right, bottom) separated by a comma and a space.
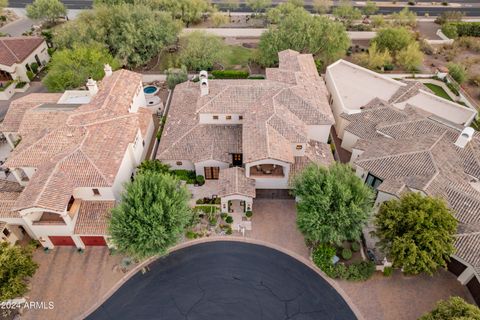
4, 0, 480, 15
86, 241, 357, 320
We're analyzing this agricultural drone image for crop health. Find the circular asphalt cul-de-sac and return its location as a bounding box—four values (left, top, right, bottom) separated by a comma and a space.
87, 241, 356, 320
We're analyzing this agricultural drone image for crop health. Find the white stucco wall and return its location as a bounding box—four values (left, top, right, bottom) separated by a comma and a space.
73, 187, 115, 201
163, 160, 195, 171
307, 125, 331, 143
341, 131, 360, 152
325, 69, 347, 137
350, 148, 363, 164
291, 143, 306, 157
198, 113, 243, 125
194, 160, 230, 177
129, 83, 147, 113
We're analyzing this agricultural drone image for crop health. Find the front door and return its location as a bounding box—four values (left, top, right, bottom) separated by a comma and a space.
232, 153, 242, 167
204, 167, 219, 180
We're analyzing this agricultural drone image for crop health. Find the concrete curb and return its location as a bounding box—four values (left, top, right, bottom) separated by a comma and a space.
78, 236, 365, 320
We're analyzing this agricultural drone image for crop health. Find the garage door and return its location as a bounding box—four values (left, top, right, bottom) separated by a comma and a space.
81, 236, 107, 246
49, 236, 75, 246
255, 189, 294, 199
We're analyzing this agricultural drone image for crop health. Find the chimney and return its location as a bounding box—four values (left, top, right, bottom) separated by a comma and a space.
455, 127, 475, 148
200, 78, 209, 97
86, 77, 98, 96
104, 64, 113, 77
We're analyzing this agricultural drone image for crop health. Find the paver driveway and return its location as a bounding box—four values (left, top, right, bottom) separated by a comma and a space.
87, 241, 357, 320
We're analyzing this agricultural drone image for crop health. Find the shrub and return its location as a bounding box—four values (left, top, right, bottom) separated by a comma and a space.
247, 75, 265, 79
209, 217, 217, 226
220, 212, 228, 220
26, 70, 34, 81
383, 266, 393, 276
312, 244, 337, 276
211, 70, 249, 79
16, 81, 27, 89
47, 47, 55, 56
166, 66, 188, 89
448, 62, 467, 84
245, 210, 253, 218
442, 23, 458, 39
214, 197, 221, 205
435, 11, 463, 25
196, 175, 205, 186
342, 248, 353, 260
443, 22, 480, 38
225, 216, 233, 224
30, 62, 39, 74
345, 261, 375, 281
196, 198, 204, 205
185, 230, 197, 239
351, 241, 360, 252
172, 170, 197, 184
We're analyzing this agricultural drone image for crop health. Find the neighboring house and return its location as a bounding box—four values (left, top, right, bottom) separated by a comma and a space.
0, 37, 50, 82
157, 50, 335, 212
0, 67, 155, 249
328, 60, 480, 303
325, 59, 478, 152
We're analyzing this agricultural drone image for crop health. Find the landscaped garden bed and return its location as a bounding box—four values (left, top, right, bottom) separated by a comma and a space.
423, 83, 453, 101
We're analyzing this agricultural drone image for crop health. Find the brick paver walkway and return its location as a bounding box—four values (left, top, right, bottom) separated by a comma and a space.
22, 247, 128, 320
23, 199, 475, 320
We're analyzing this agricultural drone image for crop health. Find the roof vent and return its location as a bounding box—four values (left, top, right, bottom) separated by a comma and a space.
104, 64, 113, 77
455, 127, 475, 148
86, 77, 98, 96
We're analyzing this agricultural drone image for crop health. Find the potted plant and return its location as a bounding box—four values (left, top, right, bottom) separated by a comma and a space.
196, 175, 205, 186
245, 210, 253, 220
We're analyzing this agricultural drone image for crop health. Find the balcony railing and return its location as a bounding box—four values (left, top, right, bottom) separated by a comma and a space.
250, 164, 284, 177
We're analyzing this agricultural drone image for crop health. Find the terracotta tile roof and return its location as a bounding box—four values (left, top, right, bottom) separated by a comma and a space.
218, 167, 255, 198
74, 200, 115, 235
1, 69, 154, 212
0, 37, 44, 67
351, 102, 480, 274
0, 180, 22, 218
157, 50, 334, 165
289, 140, 335, 185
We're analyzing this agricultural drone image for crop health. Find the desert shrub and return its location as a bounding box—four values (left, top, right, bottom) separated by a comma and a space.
245, 210, 253, 218
342, 248, 353, 260
196, 175, 205, 186
220, 212, 228, 219
26, 70, 34, 81
383, 266, 393, 276
448, 62, 467, 84
30, 62, 39, 74
225, 216, 233, 224
351, 241, 360, 252
312, 244, 337, 276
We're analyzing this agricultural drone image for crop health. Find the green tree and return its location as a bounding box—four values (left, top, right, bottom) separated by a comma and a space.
397, 42, 423, 72
391, 7, 417, 27
109, 172, 192, 259
258, 8, 349, 67
43, 43, 120, 92
374, 193, 457, 275
246, 0, 272, 14
143, 0, 211, 27
420, 296, 480, 320
165, 65, 188, 89
0, 0, 8, 12
179, 31, 224, 71
373, 27, 414, 55
26, 0, 67, 24
362, 0, 378, 16
448, 62, 467, 84
0, 243, 38, 301
54, 4, 182, 68
312, 0, 332, 14
137, 159, 171, 175
292, 163, 374, 245
266, 2, 298, 24
356, 42, 392, 70
332, 0, 362, 27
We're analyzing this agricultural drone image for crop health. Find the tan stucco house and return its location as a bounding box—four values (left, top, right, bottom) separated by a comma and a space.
156, 50, 335, 213
0, 67, 155, 249
326, 59, 480, 304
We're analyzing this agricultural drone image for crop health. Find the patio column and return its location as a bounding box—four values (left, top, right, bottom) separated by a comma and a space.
221, 198, 228, 213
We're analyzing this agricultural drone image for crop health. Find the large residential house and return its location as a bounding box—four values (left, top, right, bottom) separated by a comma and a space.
157, 50, 335, 213
0, 37, 50, 83
327, 59, 480, 304
0, 67, 155, 249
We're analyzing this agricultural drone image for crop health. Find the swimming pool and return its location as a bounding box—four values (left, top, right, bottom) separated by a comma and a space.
143, 86, 158, 95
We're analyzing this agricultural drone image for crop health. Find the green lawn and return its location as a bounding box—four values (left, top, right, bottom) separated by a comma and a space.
423, 83, 453, 101
218, 45, 255, 70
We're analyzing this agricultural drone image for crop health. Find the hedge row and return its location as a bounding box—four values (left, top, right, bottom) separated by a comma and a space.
442, 22, 480, 39
211, 70, 249, 79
